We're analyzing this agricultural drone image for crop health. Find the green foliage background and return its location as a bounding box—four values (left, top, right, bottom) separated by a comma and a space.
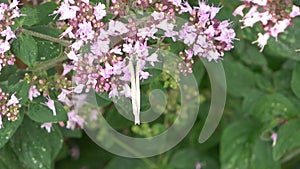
1, 0, 300, 169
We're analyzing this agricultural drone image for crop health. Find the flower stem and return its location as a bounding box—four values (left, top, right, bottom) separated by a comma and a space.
30, 53, 68, 72
21, 28, 71, 47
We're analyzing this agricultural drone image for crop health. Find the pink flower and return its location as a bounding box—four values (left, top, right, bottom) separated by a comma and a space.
252, 33, 270, 52
74, 84, 85, 93
60, 26, 75, 39
107, 20, 129, 36
0, 115, 3, 129
151, 11, 164, 20
29, 85, 40, 101
290, 5, 300, 18
41, 122, 52, 133
52, 1, 79, 20
252, 0, 267, 6
66, 110, 85, 130
1, 27, 16, 41
62, 63, 74, 76
271, 132, 277, 147
233, 4, 246, 16
0, 40, 10, 54
195, 162, 202, 169
77, 21, 95, 41
7, 93, 20, 106
9, 0, 19, 9
270, 19, 290, 38
168, 0, 181, 7
57, 89, 73, 106
146, 53, 159, 66
42, 96, 57, 116
94, 3, 106, 21
67, 50, 78, 61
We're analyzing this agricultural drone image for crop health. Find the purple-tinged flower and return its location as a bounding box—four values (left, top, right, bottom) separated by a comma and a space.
41, 122, 52, 133
42, 96, 57, 116
29, 85, 40, 101
271, 132, 277, 147
94, 3, 106, 21
58, 89, 73, 106
195, 162, 202, 169
62, 63, 74, 76
108, 20, 129, 36
77, 21, 95, 41
52, 1, 79, 20
151, 11, 164, 20
1, 27, 16, 41
234, 0, 300, 51
66, 110, 85, 130
7, 93, 20, 106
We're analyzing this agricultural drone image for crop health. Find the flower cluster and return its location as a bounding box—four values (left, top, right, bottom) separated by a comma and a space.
54, 0, 235, 98
0, 88, 21, 128
0, 0, 22, 71
233, 0, 300, 51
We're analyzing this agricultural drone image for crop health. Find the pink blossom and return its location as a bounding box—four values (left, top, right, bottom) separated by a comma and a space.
74, 84, 85, 93
137, 27, 158, 39
60, 26, 75, 39
270, 19, 290, 38
151, 11, 164, 20
290, 5, 300, 18
29, 85, 40, 101
9, 0, 19, 9
233, 4, 246, 16
185, 49, 193, 60
7, 93, 20, 106
71, 40, 83, 51
252, 33, 270, 52
52, 2, 79, 20
42, 96, 57, 116
58, 89, 73, 106
91, 38, 109, 54
62, 63, 74, 76
67, 50, 78, 61
0, 40, 10, 54
252, 0, 267, 6
195, 162, 202, 169
66, 110, 85, 130
271, 133, 277, 147
107, 20, 129, 36
168, 0, 181, 7
0, 115, 3, 129
94, 3, 106, 21
77, 21, 95, 41
41, 122, 52, 133
1, 27, 16, 41
120, 84, 131, 98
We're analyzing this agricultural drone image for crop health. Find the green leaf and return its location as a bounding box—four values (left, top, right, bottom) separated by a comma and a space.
273, 119, 300, 160
252, 93, 298, 123
105, 157, 146, 169
28, 102, 68, 123
60, 127, 82, 138
9, 117, 63, 169
0, 65, 17, 82
220, 120, 280, 169
223, 57, 256, 97
36, 2, 57, 25
96, 92, 112, 107
291, 62, 300, 98
11, 34, 38, 67
0, 144, 29, 169
27, 26, 62, 61
0, 113, 23, 149
18, 6, 40, 26
9, 81, 29, 105
169, 148, 219, 169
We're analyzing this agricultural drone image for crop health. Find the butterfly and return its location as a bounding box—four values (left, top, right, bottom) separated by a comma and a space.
128, 55, 141, 125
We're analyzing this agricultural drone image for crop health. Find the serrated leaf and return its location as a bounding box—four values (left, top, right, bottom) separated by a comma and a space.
36, 2, 57, 25
9, 81, 29, 105
273, 119, 300, 160
28, 102, 68, 123
220, 120, 280, 169
252, 93, 298, 123
0, 113, 23, 149
291, 62, 300, 98
12, 34, 38, 67
9, 117, 63, 169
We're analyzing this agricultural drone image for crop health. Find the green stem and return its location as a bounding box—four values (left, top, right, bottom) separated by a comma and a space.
21, 29, 71, 47
30, 53, 68, 72
281, 147, 300, 164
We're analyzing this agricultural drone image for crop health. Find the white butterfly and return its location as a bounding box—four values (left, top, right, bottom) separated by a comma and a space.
128, 55, 141, 125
